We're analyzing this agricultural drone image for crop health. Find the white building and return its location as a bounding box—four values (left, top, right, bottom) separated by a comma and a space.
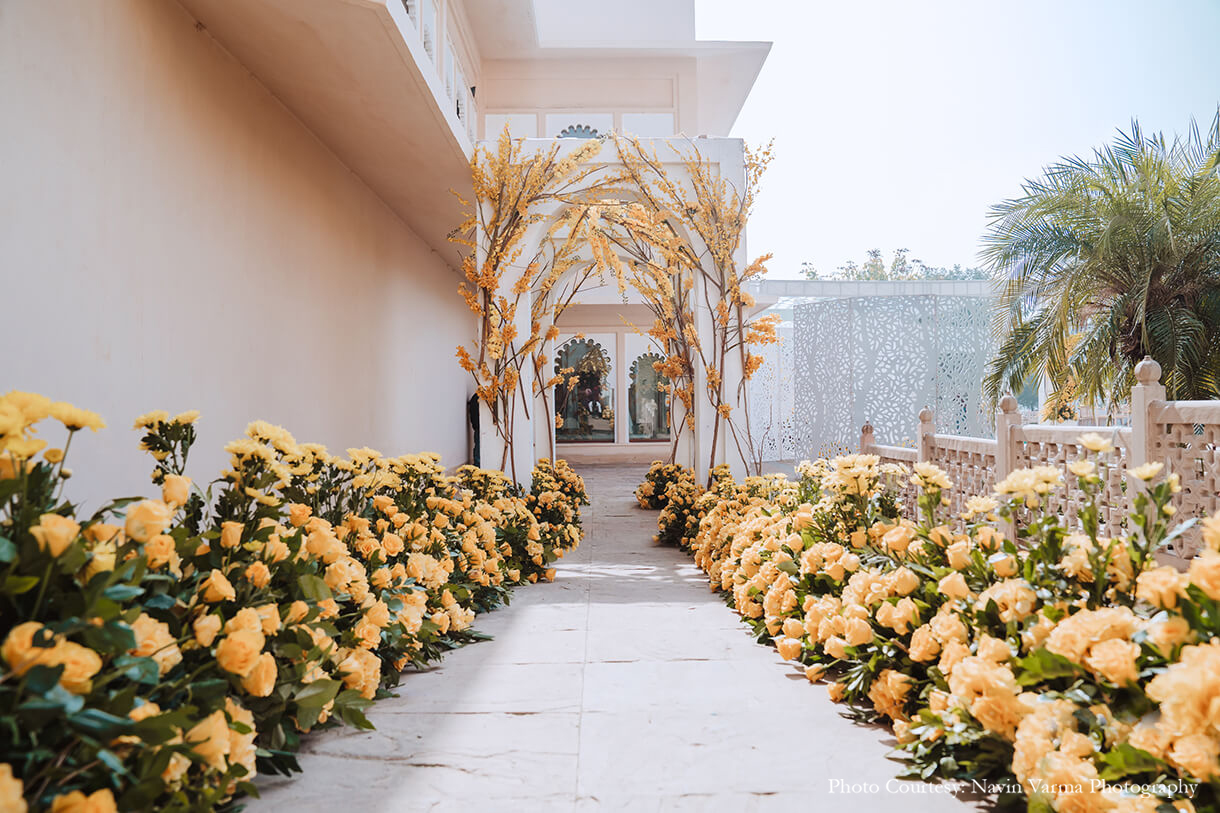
0, 0, 769, 499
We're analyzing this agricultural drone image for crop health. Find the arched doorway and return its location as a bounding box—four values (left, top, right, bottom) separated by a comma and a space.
629, 353, 670, 442
554, 337, 615, 443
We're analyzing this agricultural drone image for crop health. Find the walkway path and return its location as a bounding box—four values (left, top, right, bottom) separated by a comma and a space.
254, 465, 981, 812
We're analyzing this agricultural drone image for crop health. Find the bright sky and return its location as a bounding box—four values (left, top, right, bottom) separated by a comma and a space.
695, 0, 1220, 279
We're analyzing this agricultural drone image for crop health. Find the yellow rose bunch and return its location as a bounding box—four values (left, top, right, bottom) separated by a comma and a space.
649, 447, 1220, 809
2, 394, 589, 810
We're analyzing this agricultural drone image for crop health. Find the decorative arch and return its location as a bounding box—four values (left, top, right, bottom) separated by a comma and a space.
553, 337, 614, 443
629, 353, 670, 442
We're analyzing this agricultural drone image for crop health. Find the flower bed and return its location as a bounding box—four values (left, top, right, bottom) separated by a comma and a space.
0, 391, 586, 812
647, 444, 1218, 812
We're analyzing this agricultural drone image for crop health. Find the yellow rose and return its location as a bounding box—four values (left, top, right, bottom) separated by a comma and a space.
285, 600, 310, 624
976, 635, 1011, 662
244, 561, 271, 589
161, 474, 191, 507
824, 636, 848, 659
2, 622, 58, 674
48, 788, 116, 813
908, 625, 941, 662
226, 607, 262, 634
125, 500, 173, 543
992, 554, 1018, 578
1137, 566, 1189, 609
1188, 551, 1220, 601
128, 700, 161, 722
353, 618, 381, 650
186, 710, 230, 772
1169, 733, 1220, 781
220, 521, 243, 550
975, 525, 1004, 551
129, 613, 182, 676
82, 523, 121, 545
337, 648, 381, 699
200, 569, 236, 603
545, 568, 557, 581
890, 566, 920, 596
882, 525, 915, 555
83, 539, 116, 581
144, 534, 177, 571
29, 514, 80, 556
226, 698, 258, 777
216, 628, 264, 676
804, 663, 825, 682
1147, 616, 1194, 654
382, 532, 404, 557
365, 601, 391, 629
288, 503, 313, 528
263, 536, 290, 564
1085, 638, 1139, 685
255, 604, 281, 636
775, 636, 803, 660
827, 682, 846, 702
50, 641, 103, 695
240, 652, 277, 697
193, 614, 222, 647
946, 540, 971, 570
0, 764, 26, 813
938, 571, 971, 600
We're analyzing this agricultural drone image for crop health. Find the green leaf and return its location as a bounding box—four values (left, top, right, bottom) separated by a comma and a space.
144, 593, 177, 611
0, 536, 16, 563
103, 584, 145, 601
5, 575, 40, 595
114, 655, 160, 685
1015, 647, 1083, 685
1098, 743, 1163, 780
297, 575, 332, 602
68, 708, 133, 739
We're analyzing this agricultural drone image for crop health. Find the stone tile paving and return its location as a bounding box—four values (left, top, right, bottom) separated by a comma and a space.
253, 464, 985, 812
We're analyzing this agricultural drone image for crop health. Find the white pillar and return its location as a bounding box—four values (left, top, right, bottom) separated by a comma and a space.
1128, 356, 1166, 512
917, 406, 935, 463
994, 394, 1020, 481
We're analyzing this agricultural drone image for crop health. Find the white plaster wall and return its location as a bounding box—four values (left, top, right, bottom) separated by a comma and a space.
0, 0, 473, 510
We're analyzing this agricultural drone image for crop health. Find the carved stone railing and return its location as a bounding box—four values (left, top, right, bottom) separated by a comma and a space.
1010, 422, 1131, 539
860, 358, 1217, 563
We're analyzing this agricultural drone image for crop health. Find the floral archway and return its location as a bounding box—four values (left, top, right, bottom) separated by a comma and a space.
451, 130, 779, 484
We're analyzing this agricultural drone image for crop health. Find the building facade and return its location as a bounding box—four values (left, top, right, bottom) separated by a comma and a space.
0, 0, 768, 500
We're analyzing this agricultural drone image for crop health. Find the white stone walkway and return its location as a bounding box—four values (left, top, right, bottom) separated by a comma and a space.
254, 465, 982, 812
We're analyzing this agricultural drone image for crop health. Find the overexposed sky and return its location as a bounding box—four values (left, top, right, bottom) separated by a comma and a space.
695, 0, 1220, 278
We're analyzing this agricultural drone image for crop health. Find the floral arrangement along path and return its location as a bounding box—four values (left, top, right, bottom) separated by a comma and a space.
252, 465, 979, 812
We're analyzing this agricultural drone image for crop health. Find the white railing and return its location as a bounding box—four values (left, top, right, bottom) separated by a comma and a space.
861, 358, 1220, 561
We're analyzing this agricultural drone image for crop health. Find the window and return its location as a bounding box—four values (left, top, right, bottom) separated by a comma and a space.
629, 353, 671, 442
554, 337, 615, 443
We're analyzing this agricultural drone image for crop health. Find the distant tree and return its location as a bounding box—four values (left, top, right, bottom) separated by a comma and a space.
801, 249, 988, 281
982, 113, 1220, 410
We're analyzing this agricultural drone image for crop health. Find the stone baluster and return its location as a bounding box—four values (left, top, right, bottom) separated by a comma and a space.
1128, 356, 1166, 515
917, 407, 934, 464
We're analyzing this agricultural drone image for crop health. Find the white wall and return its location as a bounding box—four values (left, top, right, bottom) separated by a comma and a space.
0, 0, 473, 510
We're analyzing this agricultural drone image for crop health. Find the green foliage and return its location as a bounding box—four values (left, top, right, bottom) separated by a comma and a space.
983, 110, 1220, 409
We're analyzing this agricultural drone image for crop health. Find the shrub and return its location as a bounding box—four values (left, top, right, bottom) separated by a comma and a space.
0, 391, 585, 811
650, 444, 1220, 810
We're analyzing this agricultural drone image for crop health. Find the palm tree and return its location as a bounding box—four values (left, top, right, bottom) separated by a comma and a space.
982, 112, 1220, 412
